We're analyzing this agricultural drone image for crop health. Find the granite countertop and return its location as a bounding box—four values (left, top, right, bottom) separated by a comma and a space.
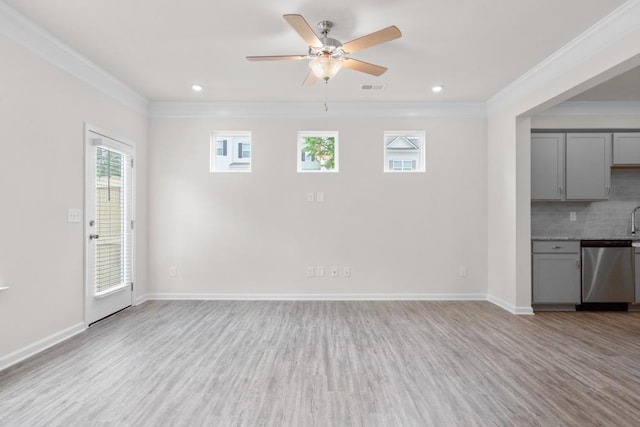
532, 235, 640, 241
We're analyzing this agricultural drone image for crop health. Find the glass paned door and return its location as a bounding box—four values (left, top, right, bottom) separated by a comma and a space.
95, 147, 130, 294
85, 128, 134, 325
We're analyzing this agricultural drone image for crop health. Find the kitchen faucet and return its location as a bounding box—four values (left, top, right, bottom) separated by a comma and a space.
632, 206, 640, 235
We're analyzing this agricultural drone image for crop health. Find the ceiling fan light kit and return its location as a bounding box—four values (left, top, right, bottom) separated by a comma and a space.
309, 54, 343, 81
247, 14, 401, 86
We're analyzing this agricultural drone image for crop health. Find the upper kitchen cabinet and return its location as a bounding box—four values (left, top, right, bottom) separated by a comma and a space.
531, 133, 565, 200
565, 133, 611, 200
612, 133, 640, 165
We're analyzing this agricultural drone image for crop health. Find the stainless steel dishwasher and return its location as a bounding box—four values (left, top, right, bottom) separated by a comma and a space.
581, 240, 635, 303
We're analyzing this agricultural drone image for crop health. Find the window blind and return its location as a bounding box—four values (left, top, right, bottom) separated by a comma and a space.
95, 146, 131, 294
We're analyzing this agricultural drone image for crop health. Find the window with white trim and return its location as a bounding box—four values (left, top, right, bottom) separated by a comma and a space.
297, 131, 339, 172
384, 131, 425, 173
210, 131, 251, 172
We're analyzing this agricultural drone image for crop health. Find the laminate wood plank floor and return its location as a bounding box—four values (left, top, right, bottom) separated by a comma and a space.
2, 301, 640, 426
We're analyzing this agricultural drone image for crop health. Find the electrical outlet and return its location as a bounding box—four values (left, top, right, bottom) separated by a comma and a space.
330, 266, 339, 278
459, 266, 468, 277
307, 266, 315, 277
169, 266, 177, 277
570, 212, 576, 221
316, 266, 325, 278
343, 267, 351, 278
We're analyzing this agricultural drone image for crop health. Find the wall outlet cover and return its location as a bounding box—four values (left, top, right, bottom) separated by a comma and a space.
330, 266, 339, 278
459, 266, 468, 277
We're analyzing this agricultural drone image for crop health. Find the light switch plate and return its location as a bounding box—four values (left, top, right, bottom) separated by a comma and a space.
68, 209, 82, 223
316, 191, 324, 203
307, 192, 315, 202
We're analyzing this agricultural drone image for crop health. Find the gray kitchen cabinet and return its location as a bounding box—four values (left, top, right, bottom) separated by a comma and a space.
635, 246, 640, 303
532, 241, 581, 304
531, 133, 565, 200
565, 133, 611, 200
613, 133, 640, 165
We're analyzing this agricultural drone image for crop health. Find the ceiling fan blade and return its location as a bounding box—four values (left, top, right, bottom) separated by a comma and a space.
302, 70, 319, 86
283, 14, 323, 48
342, 26, 402, 54
343, 58, 388, 76
246, 55, 307, 61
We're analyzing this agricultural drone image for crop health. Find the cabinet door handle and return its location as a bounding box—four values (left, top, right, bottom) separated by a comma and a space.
552, 245, 562, 249
576, 260, 580, 269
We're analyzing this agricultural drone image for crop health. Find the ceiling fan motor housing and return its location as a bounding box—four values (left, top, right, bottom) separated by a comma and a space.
310, 37, 343, 58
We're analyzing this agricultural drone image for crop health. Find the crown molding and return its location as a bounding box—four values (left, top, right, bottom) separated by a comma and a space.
148, 101, 487, 119
0, 1, 149, 114
487, 0, 640, 115
535, 101, 640, 116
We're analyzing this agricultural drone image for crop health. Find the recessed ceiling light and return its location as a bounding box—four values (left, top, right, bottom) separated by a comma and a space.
432, 85, 444, 93
192, 84, 203, 92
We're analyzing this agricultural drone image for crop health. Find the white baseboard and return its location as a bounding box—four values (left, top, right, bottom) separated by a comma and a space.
0, 322, 85, 372
487, 295, 534, 315
146, 292, 489, 301
134, 293, 149, 306
145, 292, 534, 313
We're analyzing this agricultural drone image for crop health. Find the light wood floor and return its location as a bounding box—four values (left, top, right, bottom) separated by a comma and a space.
2, 301, 640, 426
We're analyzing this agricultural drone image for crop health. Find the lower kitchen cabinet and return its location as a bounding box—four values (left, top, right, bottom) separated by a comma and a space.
532, 241, 581, 304
635, 247, 640, 303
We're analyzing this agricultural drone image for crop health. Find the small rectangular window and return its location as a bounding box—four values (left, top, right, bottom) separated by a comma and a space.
241, 143, 251, 159
216, 139, 227, 156
384, 131, 425, 173
297, 131, 338, 173
210, 132, 251, 172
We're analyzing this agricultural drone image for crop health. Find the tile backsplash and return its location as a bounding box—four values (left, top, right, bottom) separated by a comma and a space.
531, 169, 640, 237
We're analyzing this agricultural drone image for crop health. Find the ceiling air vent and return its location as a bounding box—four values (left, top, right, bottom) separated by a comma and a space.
361, 84, 386, 90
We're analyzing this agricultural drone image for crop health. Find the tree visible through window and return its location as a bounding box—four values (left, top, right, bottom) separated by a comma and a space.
298, 131, 338, 172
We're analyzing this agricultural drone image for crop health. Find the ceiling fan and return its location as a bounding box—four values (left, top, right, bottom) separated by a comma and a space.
246, 14, 402, 85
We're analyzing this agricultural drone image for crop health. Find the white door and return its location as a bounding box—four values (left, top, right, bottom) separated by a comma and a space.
85, 127, 134, 325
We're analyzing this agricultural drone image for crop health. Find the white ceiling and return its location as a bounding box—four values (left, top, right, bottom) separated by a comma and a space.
3, 0, 629, 103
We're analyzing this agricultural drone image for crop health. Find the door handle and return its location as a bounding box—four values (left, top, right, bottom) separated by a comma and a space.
89, 234, 100, 240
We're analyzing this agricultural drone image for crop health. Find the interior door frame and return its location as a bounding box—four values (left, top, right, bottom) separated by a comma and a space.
84, 123, 136, 327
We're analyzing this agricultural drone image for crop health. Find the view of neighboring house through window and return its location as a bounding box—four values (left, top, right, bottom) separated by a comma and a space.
210, 131, 251, 172
383, 131, 425, 172
297, 131, 339, 172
